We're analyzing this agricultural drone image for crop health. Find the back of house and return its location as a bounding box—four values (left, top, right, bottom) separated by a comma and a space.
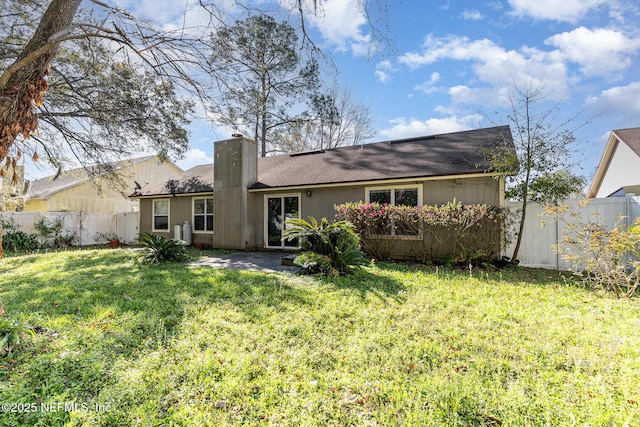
132, 125, 515, 253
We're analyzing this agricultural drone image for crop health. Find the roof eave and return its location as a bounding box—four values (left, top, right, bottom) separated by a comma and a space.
248, 171, 502, 192
587, 132, 619, 198
131, 190, 214, 199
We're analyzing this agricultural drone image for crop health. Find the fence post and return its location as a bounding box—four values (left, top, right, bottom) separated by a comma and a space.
79, 211, 83, 246
554, 201, 560, 270
625, 194, 636, 228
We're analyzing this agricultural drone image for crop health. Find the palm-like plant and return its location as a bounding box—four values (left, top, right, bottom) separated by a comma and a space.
284, 217, 366, 274
138, 233, 187, 264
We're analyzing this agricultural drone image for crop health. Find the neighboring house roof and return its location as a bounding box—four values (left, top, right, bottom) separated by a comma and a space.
26, 155, 178, 199
613, 128, 640, 155
134, 164, 214, 196
133, 125, 515, 197
588, 127, 640, 198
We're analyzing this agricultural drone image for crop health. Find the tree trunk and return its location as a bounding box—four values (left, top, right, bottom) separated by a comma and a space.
511, 196, 527, 262
0, 0, 82, 154
261, 114, 267, 157
0, 0, 82, 259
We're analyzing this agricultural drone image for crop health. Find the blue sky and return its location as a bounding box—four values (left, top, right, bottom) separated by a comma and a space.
28, 0, 640, 182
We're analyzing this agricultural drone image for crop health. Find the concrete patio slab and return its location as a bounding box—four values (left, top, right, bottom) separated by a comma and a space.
188, 251, 300, 273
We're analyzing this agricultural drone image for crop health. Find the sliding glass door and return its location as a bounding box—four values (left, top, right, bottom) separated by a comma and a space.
266, 195, 300, 248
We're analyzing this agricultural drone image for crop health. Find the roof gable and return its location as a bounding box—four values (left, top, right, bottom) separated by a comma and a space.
26, 156, 179, 199
588, 127, 640, 198
134, 164, 214, 196
613, 128, 640, 157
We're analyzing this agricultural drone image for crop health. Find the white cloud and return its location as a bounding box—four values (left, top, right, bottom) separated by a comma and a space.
175, 148, 213, 171
103, 0, 235, 37
377, 60, 394, 70
378, 115, 481, 140
586, 81, 640, 127
414, 72, 441, 94
507, 0, 601, 23
110, 0, 199, 25
306, 0, 372, 55
461, 9, 483, 20
399, 35, 569, 104
399, 35, 513, 69
374, 60, 396, 83
375, 70, 391, 84
607, 0, 640, 25
447, 85, 508, 106
545, 27, 640, 77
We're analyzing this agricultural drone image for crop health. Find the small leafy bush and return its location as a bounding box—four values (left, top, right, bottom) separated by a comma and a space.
547, 201, 640, 297
1, 218, 40, 252
138, 233, 188, 264
34, 216, 77, 248
284, 217, 366, 275
294, 252, 335, 276
2, 230, 40, 252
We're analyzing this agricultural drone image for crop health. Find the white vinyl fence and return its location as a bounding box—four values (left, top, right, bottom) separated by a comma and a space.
1, 211, 139, 245
3, 196, 639, 264
505, 195, 640, 269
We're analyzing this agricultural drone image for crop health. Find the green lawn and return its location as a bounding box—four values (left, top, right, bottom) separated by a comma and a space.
0, 249, 639, 426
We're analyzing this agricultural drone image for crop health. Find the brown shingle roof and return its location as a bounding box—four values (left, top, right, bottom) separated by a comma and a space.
135, 164, 214, 196
133, 126, 515, 196
613, 127, 640, 156
251, 125, 514, 188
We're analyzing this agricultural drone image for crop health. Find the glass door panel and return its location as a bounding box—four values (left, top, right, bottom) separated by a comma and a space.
266, 195, 300, 248
283, 196, 299, 247
267, 197, 283, 247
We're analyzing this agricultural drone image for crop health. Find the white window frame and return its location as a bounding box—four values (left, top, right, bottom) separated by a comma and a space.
365, 185, 423, 206
152, 198, 170, 232
192, 197, 214, 234
365, 185, 423, 238
264, 193, 301, 249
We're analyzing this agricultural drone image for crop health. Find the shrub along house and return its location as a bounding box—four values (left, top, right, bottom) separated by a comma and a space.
131, 125, 516, 255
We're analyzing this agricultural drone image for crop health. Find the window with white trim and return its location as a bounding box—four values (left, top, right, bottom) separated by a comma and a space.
366, 185, 422, 237
152, 199, 169, 231
366, 186, 421, 206
193, 197, 214, 232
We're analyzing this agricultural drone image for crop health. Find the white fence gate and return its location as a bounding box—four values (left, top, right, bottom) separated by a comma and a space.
1, 211, 139, 245
505, 195, 640, 269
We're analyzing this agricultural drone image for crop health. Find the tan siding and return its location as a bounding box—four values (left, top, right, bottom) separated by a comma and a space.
47, 180, 137, 212
213, 138, 258, 249
140, 176, 502, 250
252, 186, 365, 249
214, 188, 247, 247
423, 177, 500, 206
23, 199, 48, 212
131, 158, 182, 187
250, 178, 500, 249
139, 199, 154, 235
139, 195, 214, 246
30, 157, 181, 213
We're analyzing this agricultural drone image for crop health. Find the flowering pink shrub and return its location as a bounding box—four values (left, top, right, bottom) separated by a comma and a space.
335, 201, 506, 264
